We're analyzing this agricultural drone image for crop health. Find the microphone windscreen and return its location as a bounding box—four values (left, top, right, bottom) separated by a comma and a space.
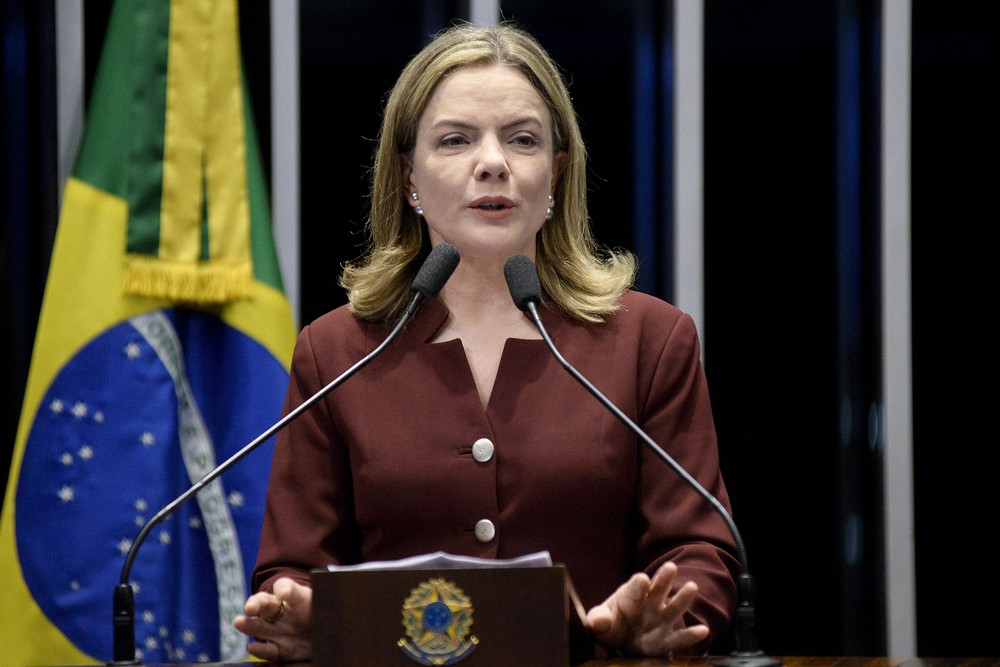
412, 243, 461, 299
503, 254, 542, 311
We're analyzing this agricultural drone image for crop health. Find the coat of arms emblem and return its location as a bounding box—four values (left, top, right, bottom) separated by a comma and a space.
398, 578, 479, 665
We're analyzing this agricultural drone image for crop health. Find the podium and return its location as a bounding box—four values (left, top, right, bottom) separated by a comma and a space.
311, 564, 592, 666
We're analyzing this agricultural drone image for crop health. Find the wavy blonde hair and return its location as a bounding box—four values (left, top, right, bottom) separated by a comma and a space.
340, 22, 636, 324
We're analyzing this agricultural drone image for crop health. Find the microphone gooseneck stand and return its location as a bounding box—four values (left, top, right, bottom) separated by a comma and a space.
109, 244, 461, 665
503, 254, 781, 667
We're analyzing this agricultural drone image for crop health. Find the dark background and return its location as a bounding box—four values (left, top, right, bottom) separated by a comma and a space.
2, 0, 996, 658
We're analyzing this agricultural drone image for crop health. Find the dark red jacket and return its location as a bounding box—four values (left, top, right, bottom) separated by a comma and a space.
254, 290, 739, 645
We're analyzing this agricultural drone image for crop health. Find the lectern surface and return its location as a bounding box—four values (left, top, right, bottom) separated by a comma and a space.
51, 657, 1000, 667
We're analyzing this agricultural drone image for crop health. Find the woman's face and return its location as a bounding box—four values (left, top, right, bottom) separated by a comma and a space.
404, 64, 564, 262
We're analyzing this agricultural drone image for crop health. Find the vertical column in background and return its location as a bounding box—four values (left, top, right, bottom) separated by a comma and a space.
881, 0, 915, 658
470, 0, 500, 26
631, 1, 661, 297
674, 0, 705, 347
834, 0, 885, 653
56, 0, 84, 209
271, 0, 300, 328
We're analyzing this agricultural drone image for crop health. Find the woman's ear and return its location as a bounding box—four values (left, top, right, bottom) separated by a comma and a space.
401, 154, 419, 209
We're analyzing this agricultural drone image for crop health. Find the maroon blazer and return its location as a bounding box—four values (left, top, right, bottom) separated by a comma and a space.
253, 290, 739, 645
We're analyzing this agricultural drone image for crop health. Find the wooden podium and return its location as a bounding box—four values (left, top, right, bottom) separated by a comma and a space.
311, 564, 592, 667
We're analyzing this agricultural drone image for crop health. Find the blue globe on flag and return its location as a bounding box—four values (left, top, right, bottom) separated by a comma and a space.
16, 308, 287, 663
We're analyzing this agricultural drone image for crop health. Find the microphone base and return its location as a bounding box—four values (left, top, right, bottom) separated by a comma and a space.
714, 650, 783, 667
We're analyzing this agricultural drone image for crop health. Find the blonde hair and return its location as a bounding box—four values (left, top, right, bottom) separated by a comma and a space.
340, 22, 636, 324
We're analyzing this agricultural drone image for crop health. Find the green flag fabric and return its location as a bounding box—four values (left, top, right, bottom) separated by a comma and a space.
0, 1, 296, 663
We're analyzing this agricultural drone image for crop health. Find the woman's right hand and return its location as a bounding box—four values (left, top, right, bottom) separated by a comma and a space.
233, 576, 313, 662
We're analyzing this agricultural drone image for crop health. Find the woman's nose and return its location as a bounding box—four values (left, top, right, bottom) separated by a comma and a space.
475, 136, 509, 180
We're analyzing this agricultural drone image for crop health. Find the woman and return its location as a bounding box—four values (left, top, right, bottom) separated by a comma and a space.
234, 21, 739, 661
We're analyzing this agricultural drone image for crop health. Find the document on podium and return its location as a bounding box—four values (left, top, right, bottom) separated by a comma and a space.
323, 550, 553, 572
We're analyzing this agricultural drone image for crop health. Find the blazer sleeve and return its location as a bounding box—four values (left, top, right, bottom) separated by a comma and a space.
252, 319, 363, 593
634, 306, 740, 650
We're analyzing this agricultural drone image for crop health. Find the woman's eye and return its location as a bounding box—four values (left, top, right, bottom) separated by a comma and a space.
440, 135, 467, 147
511, 134, 539, 147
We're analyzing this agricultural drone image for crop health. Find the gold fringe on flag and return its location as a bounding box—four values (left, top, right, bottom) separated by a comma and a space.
124, 255, 253, 305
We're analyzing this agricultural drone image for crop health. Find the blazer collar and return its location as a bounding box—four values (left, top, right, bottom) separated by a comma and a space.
407, 296, 567, 344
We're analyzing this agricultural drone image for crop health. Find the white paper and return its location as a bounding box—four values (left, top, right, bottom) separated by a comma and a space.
325, 550, 553, 572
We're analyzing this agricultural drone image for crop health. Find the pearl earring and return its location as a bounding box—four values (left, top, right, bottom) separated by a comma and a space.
411, 192, 419, 201
545, 194, 555, 220
415, 206, 424, 216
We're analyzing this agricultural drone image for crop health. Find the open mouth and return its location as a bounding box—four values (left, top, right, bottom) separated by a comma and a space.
470, 197, 514, 213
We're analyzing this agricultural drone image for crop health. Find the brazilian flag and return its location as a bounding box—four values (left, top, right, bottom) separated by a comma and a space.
0, 0, 296, 664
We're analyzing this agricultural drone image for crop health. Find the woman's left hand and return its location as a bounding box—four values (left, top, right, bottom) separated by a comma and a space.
584, 560, 709, 657
233, 576, 313, 662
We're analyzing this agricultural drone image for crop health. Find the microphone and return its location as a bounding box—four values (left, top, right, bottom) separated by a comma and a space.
110, 243, 461, 665
502, 254, 780, 667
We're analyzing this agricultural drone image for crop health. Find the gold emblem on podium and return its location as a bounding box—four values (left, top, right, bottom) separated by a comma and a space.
398, 578, 479, 665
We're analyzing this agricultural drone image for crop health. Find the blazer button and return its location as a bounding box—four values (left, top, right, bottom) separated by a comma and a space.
471, 437, 494, 462
474, 519, 496, 543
